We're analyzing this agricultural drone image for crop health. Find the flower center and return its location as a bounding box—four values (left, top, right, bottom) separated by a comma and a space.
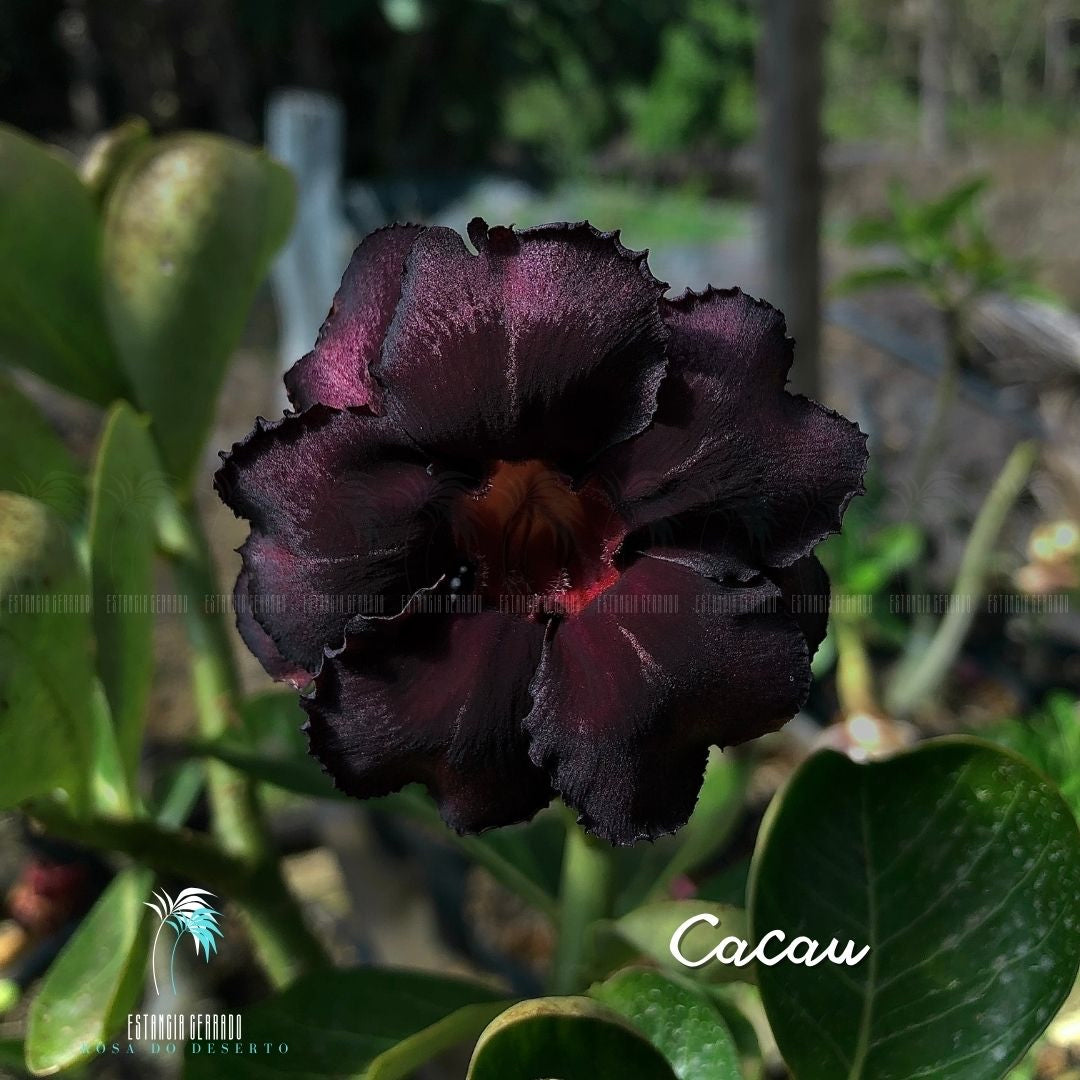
452, 460, 623, 614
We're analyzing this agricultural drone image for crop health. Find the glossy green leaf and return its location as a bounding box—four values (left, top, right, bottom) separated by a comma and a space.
102, 133, 294, 483
467, 997, 677, 1080
749, 739, 1080, 1080
613, 901, 749, 983
184, 968, 508, 1080
0, 124, 125, 404
89, 402, 168, 783
590, 968, 740, 1080
0, 372, 83, 522
25, 868, 153, 1075
0, 493, 94, 809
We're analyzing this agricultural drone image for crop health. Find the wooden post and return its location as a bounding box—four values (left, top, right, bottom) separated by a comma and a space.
919, 0, 950, 156
265, 90, 354, 406
761, 0, 827, 399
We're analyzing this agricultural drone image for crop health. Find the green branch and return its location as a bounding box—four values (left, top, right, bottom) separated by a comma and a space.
550, 812, 613, 995
886, 440, 1039, 718
161, 497, 329, 985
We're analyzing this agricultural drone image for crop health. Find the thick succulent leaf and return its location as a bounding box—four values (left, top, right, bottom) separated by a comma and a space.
88, 402, 167, 784
749, 739, 1080, 1080
0, 124, 126, 404
102, 133, 294, 483
79, 117, 152, 207
25, 869, 153, 1075
0, 493, 94, 809
467, 997, 677, 1080
184, 968, 508, 1080
590, 968, 741, 1080
0, 372, 83, 522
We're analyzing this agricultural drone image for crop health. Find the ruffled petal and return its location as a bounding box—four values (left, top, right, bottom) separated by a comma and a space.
372, 219, 668, 465
284, 224, 426, 411
215, 405, 463, 674
232, 568, 313, 688
590, 288, 868, 567
765, 554, 831, 661
304, 612, 552, 832
525, 556, 811, 844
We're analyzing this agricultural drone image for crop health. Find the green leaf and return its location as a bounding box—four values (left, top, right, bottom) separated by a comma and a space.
846, 216, 901, 247
241, 689, 310, 750
0, 124, 125, 404
467, 997, 677, 1080
749, 739, 1080, 1080
0, 1038, 25, 1074
590, 968, 741, 1080
25, 868, 153, 1075
0, 371, 83, 522
183, 968, 509, 1080
186, 690, 337, 799
844, 522, 924, 595
613, 901, 749, 983
611, 754, 744, 916
831, 265, 918, 297
0, 493, 94, 809
102, 133, 294, 483
89, 402, 168, 784
194, 737, 340, 800
651, 753, 745, 901
916, 175, 989, 238
80, 117, 152, 207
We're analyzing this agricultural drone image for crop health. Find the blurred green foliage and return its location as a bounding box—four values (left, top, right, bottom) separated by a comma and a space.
834, 176, 1050, 312
2, 0, 1076, 183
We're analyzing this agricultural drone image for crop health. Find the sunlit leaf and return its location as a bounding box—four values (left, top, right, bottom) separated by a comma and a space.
102, 133, 294, 484
612, 901, 749, 984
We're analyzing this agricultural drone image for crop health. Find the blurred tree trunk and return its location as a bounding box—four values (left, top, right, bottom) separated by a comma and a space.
919, 0, 950, 156
1045, 0, 1073, 101
761, 0, 827, 399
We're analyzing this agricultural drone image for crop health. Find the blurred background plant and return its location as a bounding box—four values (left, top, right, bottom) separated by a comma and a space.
2, 0, 1080, 1078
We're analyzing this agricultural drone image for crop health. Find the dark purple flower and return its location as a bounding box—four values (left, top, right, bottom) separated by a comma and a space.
216, 219, 868, 844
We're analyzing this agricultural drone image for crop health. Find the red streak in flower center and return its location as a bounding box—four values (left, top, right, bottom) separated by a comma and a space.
452, 460, 623, 615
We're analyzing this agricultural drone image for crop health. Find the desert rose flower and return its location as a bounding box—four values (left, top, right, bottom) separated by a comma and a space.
216, 219, 868, 844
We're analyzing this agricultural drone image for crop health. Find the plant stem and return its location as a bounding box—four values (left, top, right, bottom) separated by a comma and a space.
834, 612, 879, 716
910, 304, 964, 501
28, 800, 326, 986
550, 813, 613, 995
165, 497, 328, 986
885, 440, 1039, 717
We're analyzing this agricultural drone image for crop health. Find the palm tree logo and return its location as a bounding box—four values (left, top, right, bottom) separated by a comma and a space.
144, 887, 225, 996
